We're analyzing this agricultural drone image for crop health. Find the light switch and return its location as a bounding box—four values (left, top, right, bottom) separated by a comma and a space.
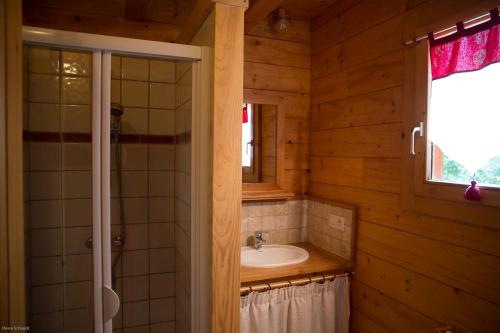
328, 214, 345, 231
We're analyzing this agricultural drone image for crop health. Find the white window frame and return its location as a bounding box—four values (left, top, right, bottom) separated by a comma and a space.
402, 40, 500, 228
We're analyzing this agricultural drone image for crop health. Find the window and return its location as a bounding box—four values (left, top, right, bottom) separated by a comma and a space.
429, 62, 500, 187
403, 7, 500, 216
425, 8, 500, 190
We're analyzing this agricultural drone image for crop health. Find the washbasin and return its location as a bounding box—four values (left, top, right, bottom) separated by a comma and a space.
241, 245, 309, 268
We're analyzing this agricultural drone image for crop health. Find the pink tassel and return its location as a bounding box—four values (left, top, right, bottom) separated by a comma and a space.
464, 180, 481, 201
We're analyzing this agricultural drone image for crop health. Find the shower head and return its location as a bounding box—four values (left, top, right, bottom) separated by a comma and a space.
111, 103, 124, 117
110, 103, 124, 134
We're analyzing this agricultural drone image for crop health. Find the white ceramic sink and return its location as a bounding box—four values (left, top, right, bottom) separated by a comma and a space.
241, 245, 309, 268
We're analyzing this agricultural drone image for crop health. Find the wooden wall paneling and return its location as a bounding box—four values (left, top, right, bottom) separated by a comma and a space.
285, 118, 309, 144
402, 0, 500, 39
312, 15, 404, 80
244, 88, 309, 118
310, 181, 500, 257
351, 280, 443, 332
282, 169, 308, 194
310, 157, 401, 194
355, 251, 500, 332
311, 0, 362, 31
350, 309, 390, 333
311, 0, 408, 54
284, 143, 308, 170
311, 2, 500, 330
310, 87, 402, 131
311, 51, 403, 105
310, 183, 401, 221
211, 2, 245, 332
23, 3, 180, 42
245, 18, 310, 44
4, 0, 25, 326
357, 221, 500, 305
310, 123, 403, 158
413, 195, 500, 229
244, 61, 310, 93
244, 34, 310, 69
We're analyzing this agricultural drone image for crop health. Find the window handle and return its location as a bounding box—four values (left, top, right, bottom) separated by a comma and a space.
246, 140, 254, 154
410, 122, 424, 155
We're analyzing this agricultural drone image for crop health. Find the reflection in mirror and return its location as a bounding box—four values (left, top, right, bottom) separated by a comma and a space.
242, 103, 277, 183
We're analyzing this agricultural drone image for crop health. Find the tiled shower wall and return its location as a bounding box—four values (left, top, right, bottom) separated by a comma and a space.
110, 54, 177, 333
174, 61, 192, 333
241, 197, 354, 260
23, 45, 190, 333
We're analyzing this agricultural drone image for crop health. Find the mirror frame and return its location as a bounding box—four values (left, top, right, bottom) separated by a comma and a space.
242, 90, 293, 201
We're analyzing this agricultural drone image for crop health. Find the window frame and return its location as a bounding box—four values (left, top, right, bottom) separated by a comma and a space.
402, 38, 500, 225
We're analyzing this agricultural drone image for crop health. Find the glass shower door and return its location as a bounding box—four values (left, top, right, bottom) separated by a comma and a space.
22, 27, 200, 332
23, 44, 100, 333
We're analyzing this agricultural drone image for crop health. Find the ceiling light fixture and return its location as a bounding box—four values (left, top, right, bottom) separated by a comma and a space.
269, 7, 290, 33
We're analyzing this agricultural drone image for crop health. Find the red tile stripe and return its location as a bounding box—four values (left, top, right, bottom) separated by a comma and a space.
23, 131, 189, 144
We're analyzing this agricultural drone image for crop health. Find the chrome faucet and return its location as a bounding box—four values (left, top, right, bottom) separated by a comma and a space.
254, 231, 266, 250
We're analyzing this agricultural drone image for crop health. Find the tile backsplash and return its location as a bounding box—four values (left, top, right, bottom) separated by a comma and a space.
241, 199, 307, 247
307, 198, 354, 261
241, 197, 355, 261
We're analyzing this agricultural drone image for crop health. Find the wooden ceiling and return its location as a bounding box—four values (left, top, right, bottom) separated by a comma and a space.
281, 0, 339, 20
24, 0, 198, 27
22, 0, 339, 42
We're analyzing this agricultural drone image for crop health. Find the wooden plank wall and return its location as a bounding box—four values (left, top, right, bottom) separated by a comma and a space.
310, 0, 500, 332
244, 19, 310, 195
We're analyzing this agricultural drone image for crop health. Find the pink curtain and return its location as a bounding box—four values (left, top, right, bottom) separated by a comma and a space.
243, 105, 248, 123
429, 8, 500, 80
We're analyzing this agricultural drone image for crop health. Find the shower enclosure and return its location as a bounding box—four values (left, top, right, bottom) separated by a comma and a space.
22, 27, 208, 333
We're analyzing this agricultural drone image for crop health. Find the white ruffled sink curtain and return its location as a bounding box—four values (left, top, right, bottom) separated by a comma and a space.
240, 277, 350, 333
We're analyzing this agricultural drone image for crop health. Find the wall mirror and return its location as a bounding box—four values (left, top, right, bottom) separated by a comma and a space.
242, 91, 293, 200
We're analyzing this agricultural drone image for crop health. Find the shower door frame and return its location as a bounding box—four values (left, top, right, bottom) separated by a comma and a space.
22, 26, 209, 333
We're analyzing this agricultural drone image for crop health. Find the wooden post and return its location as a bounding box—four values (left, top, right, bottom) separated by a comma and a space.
211, 1, 246, 332
0, 0, 26, 327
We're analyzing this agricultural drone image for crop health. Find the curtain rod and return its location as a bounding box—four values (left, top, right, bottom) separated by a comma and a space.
240, 271, 354, 294
403, 7, 499, 46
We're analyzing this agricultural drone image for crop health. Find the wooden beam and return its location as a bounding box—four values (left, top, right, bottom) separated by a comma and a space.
0, 0, 8, 325
211, 2, 245, 332
1, 0, 25, 326
244, 0, 283, 33
176, 0, 213, 43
